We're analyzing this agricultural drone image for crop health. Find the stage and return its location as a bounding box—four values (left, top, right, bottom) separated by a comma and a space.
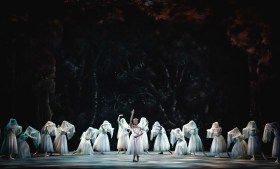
0, 151, 279, 169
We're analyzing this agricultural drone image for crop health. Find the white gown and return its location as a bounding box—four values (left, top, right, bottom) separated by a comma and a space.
75, 127, 98, 155
182, 120, 203, 153
138, 117, 149, 151
263, 122, 280, 157
170, 128, 188, 155
93, 121, 114, 152
228, 127, 248, 159
41, 121, 56, 153
17, 126, 41, 159
150, 122, 170, 152
117, 118, 130, 151
0, 118, 22, 155
54, 121, 75, 155
207, 122, 227, 154
242, 121, 262, 156
127, 127, 144, 155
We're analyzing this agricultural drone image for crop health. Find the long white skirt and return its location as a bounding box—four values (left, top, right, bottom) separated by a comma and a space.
231, 140, 248, 159
76, 138, 94, 155
117, 131, 129, 150
187, 134, 203, 153
0, 133, 18, 154
174, 140, 188, 155
41, 134, 54, 153
272, 136, 280, 157
54, 134, 68, 155
127, 135, 144, 155
93, 133, 110, 152
17, 140, 31, 159
247, 135, 261, 156
142, 131, 149, 151
153, 134, 170, 152
210, 135, 227, 154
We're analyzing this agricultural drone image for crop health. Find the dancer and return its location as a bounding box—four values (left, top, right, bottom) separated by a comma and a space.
150, 121, 172, 154
242, 121, 266, 160
93, 120, 114, 153
170, 128, 188, 155
127, 109, 143, 162
41, 121, 56, 157
0, 118, 22, 159
206, 122, 227, 157
182, 120, 204, 156
117, 114, 130, 154
263, 121, 280, 163
138, 117, 149, 153
17, 126, 41, 159
227, 127, 248, 159
53, 121, 75, 155
74, 127, 99, 155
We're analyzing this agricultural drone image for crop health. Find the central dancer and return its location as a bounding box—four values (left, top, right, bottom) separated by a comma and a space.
127, 109, 144, 162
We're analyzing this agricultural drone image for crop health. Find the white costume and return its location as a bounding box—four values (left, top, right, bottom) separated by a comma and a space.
170, 128, 188, 155
263, 122, 280, 159
150, 121, 171, 153
53, 121, 75, 155
206, 122, 227, 156
41, 121, 56, 154
138, 117, 149, 152
227, 127, 248, 159
242, 121, 262, 157
0, 118, 22, 155
127, 125, 144, 156
182, 120, 203, 154
93, 120, 114, 152
117, 117, 130, 151
75, 127, 99, 155
17, 126, 41, 159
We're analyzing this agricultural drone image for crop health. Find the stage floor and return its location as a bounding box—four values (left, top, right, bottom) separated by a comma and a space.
0, 151, 279, 169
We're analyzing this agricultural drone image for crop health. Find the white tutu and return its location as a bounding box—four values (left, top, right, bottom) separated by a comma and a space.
210, 135, 227, 154
142, 131, 149, 151
231, 139, 248, 159
0, 132, 18, 154
187, 134, 203, 153
41, 134, 54, 153
54, 133, 68, 154
153, 133, 170, 152
272, 136, 280, 157
17, 140, 31, 158
76, 137, 94, 155
117, 131, 129, 150
174, 140, 188, 155
247, 135, 261, 156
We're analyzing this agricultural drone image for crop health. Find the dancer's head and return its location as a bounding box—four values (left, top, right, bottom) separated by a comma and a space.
133, 118, 139, 125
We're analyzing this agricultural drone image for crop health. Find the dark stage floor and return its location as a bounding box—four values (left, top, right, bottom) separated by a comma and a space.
0, 151, 279, 169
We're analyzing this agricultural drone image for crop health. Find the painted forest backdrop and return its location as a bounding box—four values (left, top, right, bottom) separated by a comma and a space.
0, 0, 278, 152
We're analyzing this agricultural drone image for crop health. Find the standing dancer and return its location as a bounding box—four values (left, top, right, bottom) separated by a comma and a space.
93, 120, 114, 154
41, 121, 56, 157
242, 121, 266, 160
117, 114, 130, 154
263, 121, 280, 163
170, 128, 188, 155
127, 109, 143, 162
206, 122, 227, 157
182, 120, 204, 156
74, 127, 99, 155
138, 117, 149, 153
227, 127, 248, 159
150, 121, 172, 154
0, 118, 22, 159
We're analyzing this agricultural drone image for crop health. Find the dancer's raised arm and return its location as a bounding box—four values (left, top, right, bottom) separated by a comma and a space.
129, 109, 135, 127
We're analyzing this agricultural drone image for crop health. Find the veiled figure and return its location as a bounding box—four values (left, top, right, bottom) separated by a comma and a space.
206, 122, 227, 157
17, 126, 41, 159
227, 127, 248, 159
0, 118, 22, 159
53, 121, 75, 155
75, 127, 99, 155
263, 122, 280, 163
170, 128, 188, 155
182, 120, 203, 155
41, 121, 56, 156
138, 117, 149, 152
150, 121, 171, 154
93, 120, 114, 153
117, 114, 130, 153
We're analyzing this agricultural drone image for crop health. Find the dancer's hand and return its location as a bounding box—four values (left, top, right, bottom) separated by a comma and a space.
131, 109, 134, 115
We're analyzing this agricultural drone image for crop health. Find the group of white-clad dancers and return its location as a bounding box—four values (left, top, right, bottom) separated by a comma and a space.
0, 109, 280, 163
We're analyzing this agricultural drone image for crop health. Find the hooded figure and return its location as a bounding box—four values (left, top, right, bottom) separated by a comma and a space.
93, 120, 114, 153
227, 127, 248, 159
206, 122, 227, 157
117, 114, 130, 153
74, 127, 99, 155
263, 122, 280, 163
138, 117, 149, 153
41, 121, 56, 156
170, 128, 188, 155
